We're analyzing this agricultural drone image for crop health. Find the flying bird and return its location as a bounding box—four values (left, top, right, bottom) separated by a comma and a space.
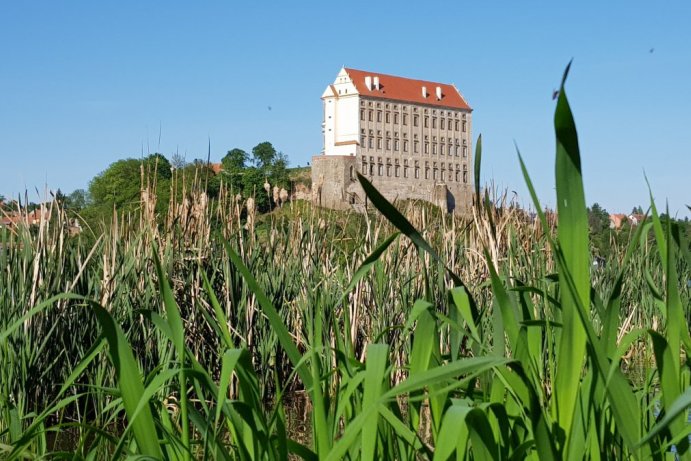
649, 48, 655, 53
267, 106, 272, 111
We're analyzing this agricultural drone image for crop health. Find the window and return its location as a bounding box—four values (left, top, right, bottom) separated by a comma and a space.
386, 138, 391, 150
455, 145, 459, 156
385, 112, 390, 123
361, 135, 366, 146
462, 120, 467, 132
394, 113, 399, 124
377, 111, 382, 122
360, 109, 365, 121
413, 115, 419, 127
424, 116, 429, 128
403, 160, 409, 178
368, 110, 373, 121
455, 170, 460, 182
440, 118, 445, 130
403, 140, 409, 152
425, 162, 430, 179
441, 169, 445, 181
395, 160, 400, 177
403, 114, 408, 125
448, 144, 453, 156
377, 137, 382, 149
463, 140, 468, 158
463, 165, 468, 183
440, 143, 445, 155
414, 161, 420, 179
433, 162, 438, 180
349, 166, 355, 180
432, 143, 437, 155
432, 117, 437, 129
368, 137, 373, 148
386, 163, 391, 177
394, 139, 399, 151
424, 142, 429, 154
414, 141, 419, 153
378, 160, 383, 176
455, 120, 459, 131
369, 163, 374, 176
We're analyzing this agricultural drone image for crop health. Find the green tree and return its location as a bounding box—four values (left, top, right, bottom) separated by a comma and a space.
88, 154, 172, 217
251, 142, 277, 169
587, 203, 610, 234
65, 189, 90, 212
221, 148, 248, 191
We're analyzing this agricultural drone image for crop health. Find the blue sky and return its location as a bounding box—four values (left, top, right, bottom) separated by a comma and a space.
1, 1, 689, 216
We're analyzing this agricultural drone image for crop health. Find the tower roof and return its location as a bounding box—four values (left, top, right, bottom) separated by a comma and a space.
343, 68, 471, 111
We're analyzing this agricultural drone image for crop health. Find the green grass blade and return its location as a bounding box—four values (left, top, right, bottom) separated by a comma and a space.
89, 302, 162, 459
552, 62, 590, 441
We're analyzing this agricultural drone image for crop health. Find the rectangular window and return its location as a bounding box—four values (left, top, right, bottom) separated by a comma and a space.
394, 113, 399, 124
394, 139, 399, 151
424, 142, 429, 154
403, 140, 409, 152
415, 161, 420, 179
463, 166, 468, 183
432, 117, 437, 128
369, 110, 373, 121
448, 144, 453, 156
424, 116, 429, 128
456, 170, 460, 182
440, 118, 445, 130
414, 141, 419, 153
386, 138, 391, 150
463, 146, 468, 158
455, 145, 459, 156
455, 120, 459, 131
360, 109, 365, 121
462, 120, 467, 132
413, 115, 419, 127
385, 112, 390, 123
377, 111, 382, 122
440, 143, 445, 156
403, 114, 408, 125
403, 161, 409, 178
369, 164, 374, 175
368, 137, 373, 148
386, 164, 391, 177
361, 135, 366, 146
432, 143, 437, 155
377, 138, 382, 149
378, 161, 383, 176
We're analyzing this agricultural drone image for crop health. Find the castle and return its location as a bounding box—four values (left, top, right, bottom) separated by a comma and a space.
311, 67, 473, 212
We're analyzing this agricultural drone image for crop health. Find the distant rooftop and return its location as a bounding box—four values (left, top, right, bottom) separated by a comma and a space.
344, 68, 471, 111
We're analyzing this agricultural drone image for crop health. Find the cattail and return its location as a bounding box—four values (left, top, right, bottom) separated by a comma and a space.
279, 188, 289, 206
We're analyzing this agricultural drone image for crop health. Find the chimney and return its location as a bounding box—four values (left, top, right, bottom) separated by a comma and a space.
373, 76, 380, 90
422, 86, 427, 98
365, 76, 372, 91
436, 86, 442, 100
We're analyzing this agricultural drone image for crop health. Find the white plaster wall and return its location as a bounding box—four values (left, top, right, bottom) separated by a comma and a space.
322, 68, 359, 156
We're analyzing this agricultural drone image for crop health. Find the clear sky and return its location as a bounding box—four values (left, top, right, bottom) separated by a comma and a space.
1, 1, 689, 216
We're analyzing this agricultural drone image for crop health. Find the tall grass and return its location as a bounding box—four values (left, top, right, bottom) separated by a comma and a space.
0, 68, 689, 459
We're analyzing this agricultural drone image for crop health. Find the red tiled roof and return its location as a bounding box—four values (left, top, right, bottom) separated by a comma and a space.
344, 68, 471, 111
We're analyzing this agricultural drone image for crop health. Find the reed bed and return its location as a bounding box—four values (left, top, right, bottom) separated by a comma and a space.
0, 69, 689, 459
